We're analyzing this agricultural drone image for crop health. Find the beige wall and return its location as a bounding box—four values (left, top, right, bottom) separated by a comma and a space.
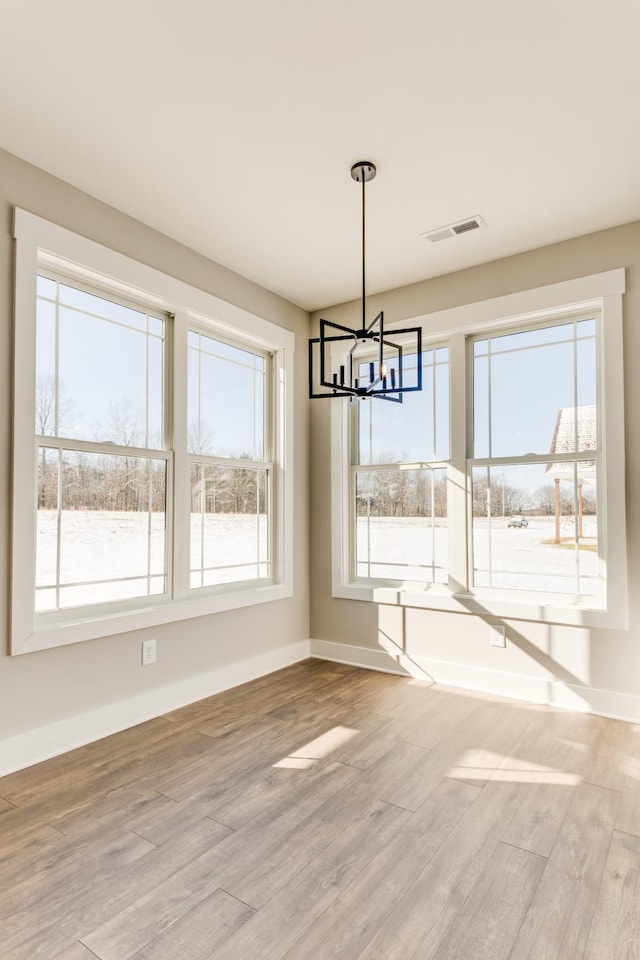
0, 149, 310, 744
310, 221, 640, 716
2, 142, 639, 758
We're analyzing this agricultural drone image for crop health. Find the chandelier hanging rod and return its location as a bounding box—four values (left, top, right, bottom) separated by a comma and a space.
308, 160, 423, 403
351, 161, 376, 331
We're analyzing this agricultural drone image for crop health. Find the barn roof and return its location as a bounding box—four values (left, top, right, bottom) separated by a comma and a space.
546, 405, 597, 483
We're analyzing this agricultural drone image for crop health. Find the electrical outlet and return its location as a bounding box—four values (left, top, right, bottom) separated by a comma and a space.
490, 624, 506, 648
141, 639, 157, 665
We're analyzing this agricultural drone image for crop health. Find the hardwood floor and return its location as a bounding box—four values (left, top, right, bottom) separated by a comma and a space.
1, 659, 638, 959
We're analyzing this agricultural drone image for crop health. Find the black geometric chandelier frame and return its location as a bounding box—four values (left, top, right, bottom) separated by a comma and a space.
309, 161, 423, 403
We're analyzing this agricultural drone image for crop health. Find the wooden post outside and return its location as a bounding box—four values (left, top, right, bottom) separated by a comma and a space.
554, 478, 561, 543
578, 482, 583, 540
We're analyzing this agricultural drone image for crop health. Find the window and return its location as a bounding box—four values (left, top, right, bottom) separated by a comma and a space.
470, 317, 598, 597
354, 346, 450, 583
333, 270, 627, 628
12, 210, 294, 654
35, 275, 170, 612
187, 330, 270, 588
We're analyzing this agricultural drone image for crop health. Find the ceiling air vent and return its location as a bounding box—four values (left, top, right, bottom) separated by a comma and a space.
452, 218, 481, 235
421, 215, 486, 243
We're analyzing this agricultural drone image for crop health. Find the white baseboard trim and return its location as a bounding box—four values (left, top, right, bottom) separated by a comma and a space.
0, 640, 310, 777
310, 639, 640, 724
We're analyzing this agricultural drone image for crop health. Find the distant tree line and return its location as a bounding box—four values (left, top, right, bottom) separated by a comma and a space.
38, 452, 266, 515
356, 470, 448, 518
36, 377, 266, 515
356, 461, 596, 519
471, 474, 595, 518
38, 452, 166, 513
191, 466, 267, 516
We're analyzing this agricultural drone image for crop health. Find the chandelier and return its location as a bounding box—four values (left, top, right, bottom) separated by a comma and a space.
309, 161, 422, 403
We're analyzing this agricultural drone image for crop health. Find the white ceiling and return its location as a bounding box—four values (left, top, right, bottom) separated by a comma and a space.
2, 1, 640, 312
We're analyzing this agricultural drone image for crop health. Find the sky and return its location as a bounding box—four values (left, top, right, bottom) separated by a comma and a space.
36, 276, 265, 459
357, 319, 597, 500
37, 275, 598, 500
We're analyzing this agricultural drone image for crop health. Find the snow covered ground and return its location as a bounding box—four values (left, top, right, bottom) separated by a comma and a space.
357, 515, 598, 594
36, 510, 267, 610
35, 509, 599, 612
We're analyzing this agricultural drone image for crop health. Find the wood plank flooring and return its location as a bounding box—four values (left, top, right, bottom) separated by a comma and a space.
1, 659, 638, 959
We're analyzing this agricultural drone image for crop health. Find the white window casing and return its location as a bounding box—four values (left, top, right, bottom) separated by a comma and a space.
12, 208, 295, 654
332, 269, 627, 629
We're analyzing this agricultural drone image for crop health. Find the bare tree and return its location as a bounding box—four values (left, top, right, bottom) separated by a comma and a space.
187, 420, 214, 456
35, 374, 56, 436
97, 399, 144, 447
36, 375, 76, 508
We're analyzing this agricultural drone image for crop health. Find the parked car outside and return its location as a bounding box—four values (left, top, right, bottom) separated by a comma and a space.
508, 515, 528, 528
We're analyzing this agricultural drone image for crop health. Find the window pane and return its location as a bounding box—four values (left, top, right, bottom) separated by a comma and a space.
36, 447, 59, 610
355, 468, 447, 583
549, 404, 597, 458
489, 339, 574, 457
35, 301, 57, 435
473, 354, 489, 459
576, 338, 597, 429
59, 283, 147, 330
35, 278, 165, 447
59, 307, 147, 445
488, 322, 574, 354
577, 317, 596, 339
435, 357, 450, 461
147, 334, 164, 448
472, 462, 598, 596
357, 348, 449, 464
36, 448, 167, 610
190, 462, 269, 587
148, 316, 163, 337
58, 576, 165, 608
473, 321, 597, 459
188, 331, 266, 459
37, 275, 57, 299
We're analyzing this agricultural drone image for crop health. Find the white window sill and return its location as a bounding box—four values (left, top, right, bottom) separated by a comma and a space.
333, 580, 625, 630
15, 582, 293, 655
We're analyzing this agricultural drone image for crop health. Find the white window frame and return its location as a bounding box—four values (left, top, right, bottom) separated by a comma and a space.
332, 269, 627, 629
12, 208, 294, 655
351, 344, 451, 586
184, 322, 274, 591
33, 271, 174, 615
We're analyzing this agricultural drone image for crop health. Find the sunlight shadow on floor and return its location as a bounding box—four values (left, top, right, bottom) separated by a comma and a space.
272, 725, 359, 769
448, 748, 582, 785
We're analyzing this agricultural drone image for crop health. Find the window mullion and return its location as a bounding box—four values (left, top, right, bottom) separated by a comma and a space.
469, 451, 585, 468
54, 281, 60, 436
171, 311, 190, 599
55, 447, 63, 611
266, 355, 274, 581
35, 435, 171, 460
187, 453, 272, 471
448, 334, 468, 591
